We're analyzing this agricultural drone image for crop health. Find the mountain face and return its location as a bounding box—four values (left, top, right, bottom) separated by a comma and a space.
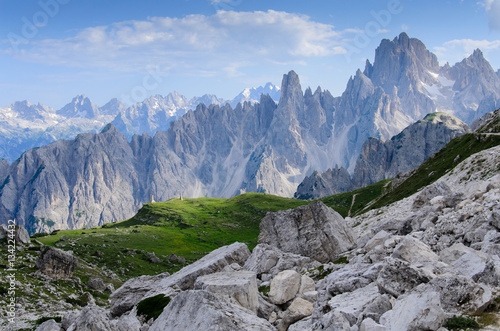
0, 85, 279, 161
2, 33, 500, 232
294, 112, 470, 199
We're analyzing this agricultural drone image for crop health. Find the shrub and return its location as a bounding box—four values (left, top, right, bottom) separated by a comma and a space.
444, 315, 480, 330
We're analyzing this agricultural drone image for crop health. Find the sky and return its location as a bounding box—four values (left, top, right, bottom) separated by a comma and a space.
0, 0, 499, 109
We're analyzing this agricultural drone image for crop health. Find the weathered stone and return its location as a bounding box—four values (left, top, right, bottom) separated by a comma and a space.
298, 275, 315, 297
360, 318, 387, 331
194, 271, 259, 313
35, 319, 61, 331
112, 313, 141, 331
243, 244, 320, 281
61, 311, 80, 331
258, 201, 356, 263
312, 310, 351, 331
439, 243, 486, 265
149, 290, 276, 331
326, 283, 381, 326
452, 252, 487, 279
109, 272, 171, 317
361, 294, 393, 323
35, 246, 78, 280
269, 270, 301, 305
391, 236, 439, 264
376, 258, 431, 298
88, 277, 106, 292
277, 297, 313, 331
66, 305, 115, 331
111, 242, 249, 316
380, 285, 446, 331
257, 293, 277, 320
0, 224, 31, 245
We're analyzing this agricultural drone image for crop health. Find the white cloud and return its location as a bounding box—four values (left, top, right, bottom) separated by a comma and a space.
434, 39, 500, 65
2, 10, 347, 77
483, 0, 500, 30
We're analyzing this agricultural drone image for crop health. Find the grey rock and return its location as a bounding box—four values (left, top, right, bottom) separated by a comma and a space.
312, 310, 352, 331
294, 166, 353, 200
111, 242, 250, 316
35, 319, 62, 331
258, 201, 356, 263
268, 270, 302, 305
61, 312, 80, 331
0, 224, 31, 244
277, 297, 313, 331
88, 277, 106, 292
35, 246, 78, 280
149, 290, 276, 331
194, 271, 259, 313
109, 272, 171, 317
112, 314, 141, 331
376, 258, 431, 298
360, 318, 387, 331
243, 244, 320, 280
66, 304, 115, 331
325, 282, 381, 326
380, 285, 446, 331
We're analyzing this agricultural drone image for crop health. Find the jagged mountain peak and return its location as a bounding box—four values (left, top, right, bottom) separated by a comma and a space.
57, 94, 100, 119
280, 70, 302, 99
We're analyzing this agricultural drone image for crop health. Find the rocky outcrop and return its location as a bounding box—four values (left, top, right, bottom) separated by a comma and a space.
295, 112, 470, 199
149, 290, 276, 331
35, 246, 78, 280
0, 224, 30, 244
194, 271, 259, 313
294, 167, 352, 200
110, 242, 250, 316
258, 201, 356, 263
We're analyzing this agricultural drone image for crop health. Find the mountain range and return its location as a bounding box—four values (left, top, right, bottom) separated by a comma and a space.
0, 84, 281, 162
1, 32, 500, 233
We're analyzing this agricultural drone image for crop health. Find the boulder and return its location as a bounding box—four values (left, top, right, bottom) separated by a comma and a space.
474, 259, 500, 286
268, 270, 302, 305
277, 297, 313, 331
112, 314, 142, 331
258, 201, 356, 263
61, 311, 80, 330
35, 319, 62, 331
66, 305, 115, 331
360, 318, 387, 331
88, 277, 106, 292
149, 290, 276, 331
298, 275, 316, 297
109, 272, 171, 317
194, 271, 259, 313
452, 252, 487, 279
380, 285, 446, 331
376, 258, 432, 298
391, 236, 439, 264
0, 224, 31, 244
312, 311, 351, 331
35, 246, 78, 280
243, 244, 320, 281
428, 275, 492, 314
439, 243, 486, 265
111, 242, 250, 316
325, 283, 382, 326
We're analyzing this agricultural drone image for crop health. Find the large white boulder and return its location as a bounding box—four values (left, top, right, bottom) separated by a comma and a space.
268, 270, 302, 305
149, 290, 276, 331
194, 271, 259, 313
258, 201, 356, 263
380, 285, 446, 331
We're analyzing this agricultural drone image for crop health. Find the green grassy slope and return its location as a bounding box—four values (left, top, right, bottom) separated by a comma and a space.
368, 133, 500, 212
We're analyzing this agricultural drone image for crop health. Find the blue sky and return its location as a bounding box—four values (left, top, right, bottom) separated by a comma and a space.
0, 0, 499, 109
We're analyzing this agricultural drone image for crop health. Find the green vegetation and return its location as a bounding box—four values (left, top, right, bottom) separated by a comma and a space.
35, 316, 62, 325
444, 315, 480, 330
38, 193, 309, 280
137, 294, 171, 321
320, 179, 391, 217
332, 256, 349, 264
258, 285, 270, 297
368, 133, 500, 211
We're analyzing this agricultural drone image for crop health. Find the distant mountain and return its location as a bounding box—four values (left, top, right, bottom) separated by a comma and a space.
2, 33, 500, 233
294, 112, 470, 200
229, 82, 280, 108
0, 85, 279, 161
